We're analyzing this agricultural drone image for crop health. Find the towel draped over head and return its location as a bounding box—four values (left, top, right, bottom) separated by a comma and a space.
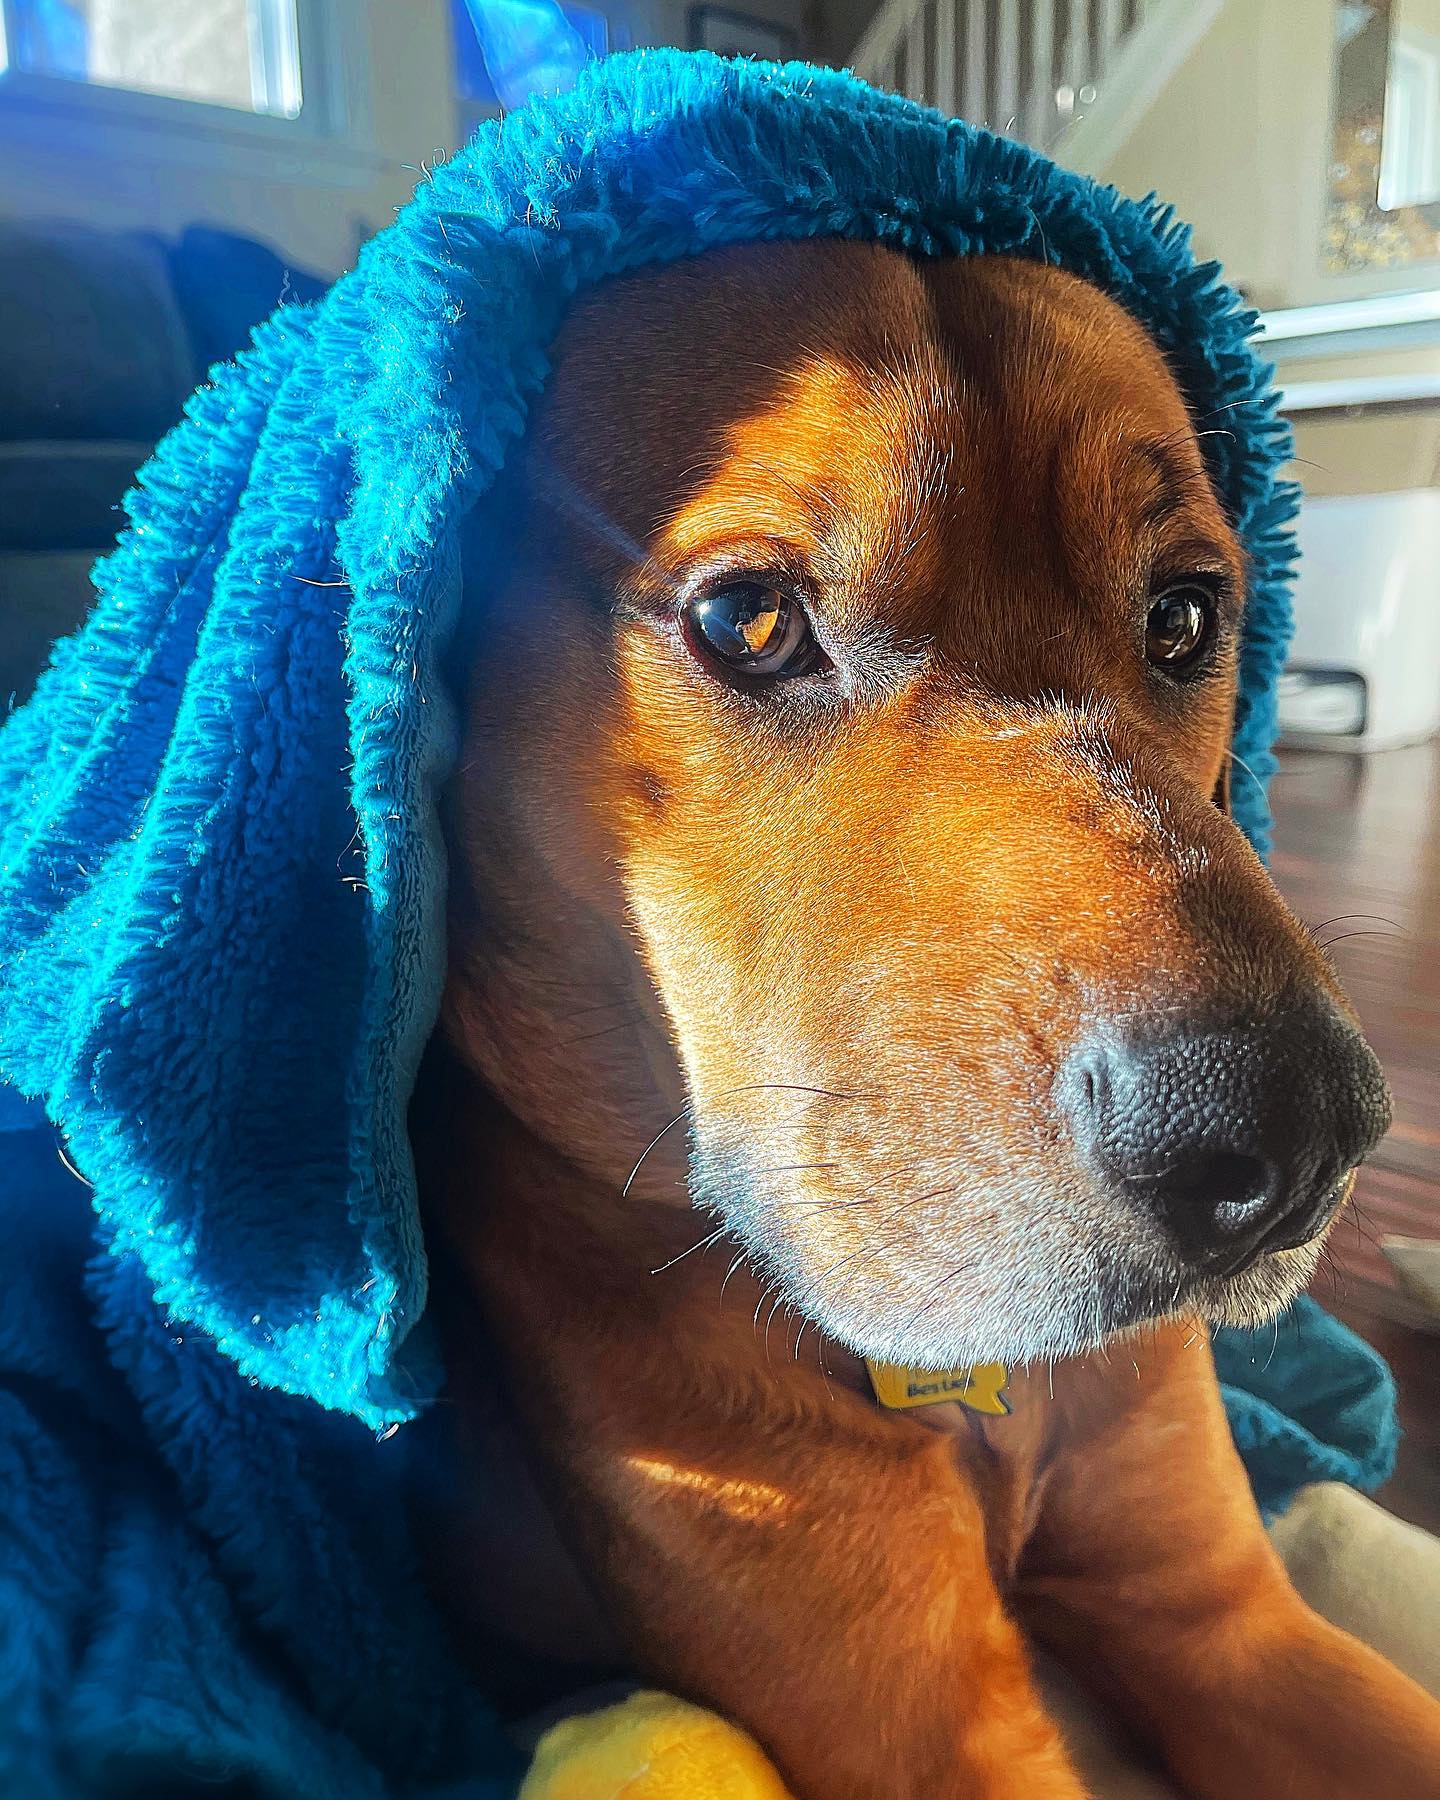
0, 50, 1297, 1428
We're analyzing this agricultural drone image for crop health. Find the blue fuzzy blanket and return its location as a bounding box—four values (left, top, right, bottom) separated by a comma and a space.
0, 50, 1398, 1797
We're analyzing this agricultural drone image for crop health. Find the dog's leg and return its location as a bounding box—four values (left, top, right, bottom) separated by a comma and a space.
1018, 1324, 1440, 1799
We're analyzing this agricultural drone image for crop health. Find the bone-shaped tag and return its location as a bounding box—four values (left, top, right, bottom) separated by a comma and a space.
865, 1359, 1012, 1415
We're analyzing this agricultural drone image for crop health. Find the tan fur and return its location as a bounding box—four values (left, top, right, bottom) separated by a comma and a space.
415, 241, 1440, 1797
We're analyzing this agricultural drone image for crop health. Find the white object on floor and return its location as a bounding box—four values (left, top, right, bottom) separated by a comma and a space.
1383, 1234, 1440, 1320
1281, 489, 1440, 752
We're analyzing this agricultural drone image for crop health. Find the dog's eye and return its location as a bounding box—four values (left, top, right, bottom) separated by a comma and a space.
685, 582, 824, 681
1146, 585, 1214, 673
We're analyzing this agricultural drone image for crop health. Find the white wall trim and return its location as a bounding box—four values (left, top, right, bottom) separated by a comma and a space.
1278, 372, 1440, 412
1259, 289, 1440, 343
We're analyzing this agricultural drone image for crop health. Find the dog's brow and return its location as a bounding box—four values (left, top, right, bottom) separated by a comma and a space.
533, 459, 681, 599
1127, 438, 1217, 527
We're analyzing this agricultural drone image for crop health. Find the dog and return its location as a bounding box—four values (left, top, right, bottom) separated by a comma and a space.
411, 238, 1440, 1797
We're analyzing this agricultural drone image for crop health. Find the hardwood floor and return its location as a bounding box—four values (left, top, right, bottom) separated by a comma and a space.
1269, 741, 1440, 1533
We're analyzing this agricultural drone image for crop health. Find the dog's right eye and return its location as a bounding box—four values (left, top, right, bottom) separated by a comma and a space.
684, 582, 826, 683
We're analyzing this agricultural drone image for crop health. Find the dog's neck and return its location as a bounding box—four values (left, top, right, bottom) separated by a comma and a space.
418, 1036, 747, 1316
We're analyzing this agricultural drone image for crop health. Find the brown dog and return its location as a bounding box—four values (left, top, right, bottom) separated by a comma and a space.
413, 239, 1440, 1798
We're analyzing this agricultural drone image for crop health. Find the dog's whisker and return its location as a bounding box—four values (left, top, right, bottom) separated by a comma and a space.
763, 1289, 790, 1360
1307, 912, 1407, 938
622, 1104, 696, 1197
790, 1184, 962, 1298
719, 1248, 753, 1303
651, 1225, 730, 1276
624, 1083, 880, 1197
553, 995, 644, 1024
558, 1017, 643, 1048
1317, 929, 1403, 954
1225, 748, 1268, 799
889, 1250, 974, 1338
1262, 1314, 1282, 1374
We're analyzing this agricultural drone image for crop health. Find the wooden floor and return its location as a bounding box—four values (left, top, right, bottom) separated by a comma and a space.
1268, 741, 1440, 1534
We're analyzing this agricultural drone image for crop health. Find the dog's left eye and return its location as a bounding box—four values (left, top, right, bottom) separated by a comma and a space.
1145, 584, 1214, 673
684, 582, 824, 681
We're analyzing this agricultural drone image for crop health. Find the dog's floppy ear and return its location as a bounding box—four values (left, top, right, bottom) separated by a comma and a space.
1212, 758, 1231, 815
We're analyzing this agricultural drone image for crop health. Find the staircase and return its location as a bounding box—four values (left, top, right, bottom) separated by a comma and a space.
850, 0, 1224, 172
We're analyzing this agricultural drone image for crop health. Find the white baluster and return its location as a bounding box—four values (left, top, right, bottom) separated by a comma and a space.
935, 0, 957, 115
996, 0, 1021, 137
1028, 0, 1055, 146
1099, 0, 1124, 64
963, 0, 987, 124
1059, 0, 1089, 121
917, 0, 934, 105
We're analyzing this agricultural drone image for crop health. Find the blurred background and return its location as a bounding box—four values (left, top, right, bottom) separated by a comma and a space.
0, 0, 1435, 1516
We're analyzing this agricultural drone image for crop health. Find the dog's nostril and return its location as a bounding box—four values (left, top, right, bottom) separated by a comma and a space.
1063, 1048, 1108, 1134
1189, 1150, 1270, 1221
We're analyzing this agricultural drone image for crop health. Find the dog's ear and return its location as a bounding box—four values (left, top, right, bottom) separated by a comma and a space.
1212, 757, 1231, 816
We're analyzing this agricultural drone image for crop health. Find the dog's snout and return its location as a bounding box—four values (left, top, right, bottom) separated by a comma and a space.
1062, 1003, 1391, 1275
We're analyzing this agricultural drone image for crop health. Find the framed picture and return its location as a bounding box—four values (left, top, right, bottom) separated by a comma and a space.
688, 5, 799, 61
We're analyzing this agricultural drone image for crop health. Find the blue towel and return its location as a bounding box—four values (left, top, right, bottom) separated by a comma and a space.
1214, 1299, 1399, 1523
0, 49, 1397, 1797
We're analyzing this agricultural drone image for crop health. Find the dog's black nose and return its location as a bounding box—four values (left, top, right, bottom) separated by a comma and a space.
1062, 1003, 1391, 1274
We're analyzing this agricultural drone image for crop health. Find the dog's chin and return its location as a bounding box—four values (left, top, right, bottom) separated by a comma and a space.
1176, 1235, 1327, 1332
718, 1214, 1328, 1373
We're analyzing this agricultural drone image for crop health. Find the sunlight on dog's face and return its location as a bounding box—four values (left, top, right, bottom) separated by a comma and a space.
446, 241, 1389, 1369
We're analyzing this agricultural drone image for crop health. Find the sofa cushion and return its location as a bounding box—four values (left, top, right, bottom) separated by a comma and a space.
167, 225, 327, 373
0, 551, 99, 706
0, 440, 152, 551
0, 220, 194, 442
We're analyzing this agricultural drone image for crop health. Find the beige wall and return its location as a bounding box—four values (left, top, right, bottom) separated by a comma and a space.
1288, 406, 1440, 495
1095, 0, 1440, 309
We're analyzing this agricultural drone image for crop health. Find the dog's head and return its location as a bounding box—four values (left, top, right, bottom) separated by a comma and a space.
441, 240, 1389, 1366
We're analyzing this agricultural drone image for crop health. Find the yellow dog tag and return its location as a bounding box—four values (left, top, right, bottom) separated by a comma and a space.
865, 1359, 1012, 1415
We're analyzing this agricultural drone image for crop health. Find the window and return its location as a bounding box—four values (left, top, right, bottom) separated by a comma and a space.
0, 0, 302, 119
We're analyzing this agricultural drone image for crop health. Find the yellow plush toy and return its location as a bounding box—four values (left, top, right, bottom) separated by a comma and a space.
520, 1690, 794, 1800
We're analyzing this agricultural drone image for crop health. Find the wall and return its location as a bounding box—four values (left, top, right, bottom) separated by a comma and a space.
813, 0, 874, 67
1277, 337, 1440, 497
1094, 0, 1337, 311
1089, 0, 1440, 310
